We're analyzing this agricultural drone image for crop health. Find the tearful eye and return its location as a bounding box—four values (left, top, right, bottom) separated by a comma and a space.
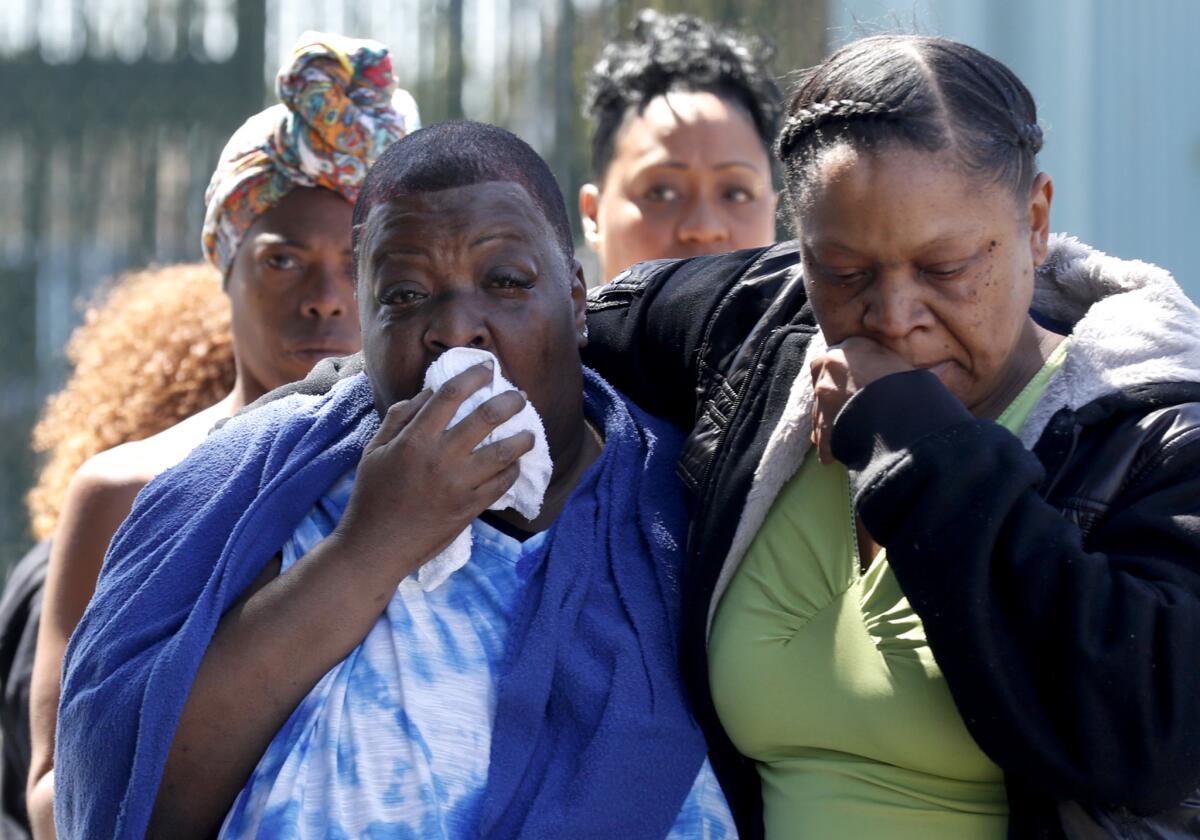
379, 287, 426, 306
491, 273, 535, 290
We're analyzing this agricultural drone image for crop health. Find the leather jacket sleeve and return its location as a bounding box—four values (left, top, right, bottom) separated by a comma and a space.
832, 370, 1200, 815
583, 246, 794, 431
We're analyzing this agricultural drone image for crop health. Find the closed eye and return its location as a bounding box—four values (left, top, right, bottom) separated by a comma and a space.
824, 267, 869, 285
923, 265, 967, 280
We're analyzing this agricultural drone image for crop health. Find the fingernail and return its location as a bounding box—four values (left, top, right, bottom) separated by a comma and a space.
482, 359, 495, 371
518, 389, 528, 400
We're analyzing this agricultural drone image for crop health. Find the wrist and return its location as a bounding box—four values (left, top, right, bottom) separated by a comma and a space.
321, 524, 425, 593
831, 369, 972, 472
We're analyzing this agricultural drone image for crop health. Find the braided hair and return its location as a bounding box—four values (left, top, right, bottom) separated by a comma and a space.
777, 35, 1043, 210
583, 10, 783, 182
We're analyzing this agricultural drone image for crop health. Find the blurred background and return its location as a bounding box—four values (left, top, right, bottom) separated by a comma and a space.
0, 0, 1197, 568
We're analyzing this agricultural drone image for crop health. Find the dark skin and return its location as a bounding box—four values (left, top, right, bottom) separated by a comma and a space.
800, 145, 1059, 568
226, 186, 361, 396
28, 186, 362, 840
148, 181, 599, 838
579, 90, 777, 283
358, 181, 598, 532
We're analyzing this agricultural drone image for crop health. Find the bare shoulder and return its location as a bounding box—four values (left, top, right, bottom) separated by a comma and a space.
84, 398, 234, 490
63, 450, 154, 536
54, 399, 235, 571
43, 453, 153, 637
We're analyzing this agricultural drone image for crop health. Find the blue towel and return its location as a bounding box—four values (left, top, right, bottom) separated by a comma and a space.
56, 369, 709, 839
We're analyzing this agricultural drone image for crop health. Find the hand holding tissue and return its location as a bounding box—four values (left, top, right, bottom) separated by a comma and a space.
416, 347, 553, 590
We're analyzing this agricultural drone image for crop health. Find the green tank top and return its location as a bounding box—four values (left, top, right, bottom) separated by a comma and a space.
708, 341, 1068, 839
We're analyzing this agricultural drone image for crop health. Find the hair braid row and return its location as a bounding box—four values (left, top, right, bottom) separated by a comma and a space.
776, 99, 898, 159
1014, 122, 1044, 154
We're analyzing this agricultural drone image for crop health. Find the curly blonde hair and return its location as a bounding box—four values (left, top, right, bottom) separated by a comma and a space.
26, 263, 235, 541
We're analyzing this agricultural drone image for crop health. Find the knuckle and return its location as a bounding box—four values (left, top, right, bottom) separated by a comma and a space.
479, 401, 504, 425
438, 381, 463, 402
392, 434, 415, 455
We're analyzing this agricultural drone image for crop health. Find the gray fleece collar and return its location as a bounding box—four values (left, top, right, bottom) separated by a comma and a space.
706, 235, 1200, 637
1022, 234, 1200, 445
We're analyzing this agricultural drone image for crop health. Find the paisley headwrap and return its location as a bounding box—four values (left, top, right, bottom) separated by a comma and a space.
201, 31, 419, 275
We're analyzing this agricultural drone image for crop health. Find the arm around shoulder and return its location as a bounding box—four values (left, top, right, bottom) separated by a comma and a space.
583, 244, 799, 427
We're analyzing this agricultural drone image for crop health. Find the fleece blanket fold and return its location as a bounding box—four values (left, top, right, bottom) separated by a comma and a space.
55, 369, 707, 840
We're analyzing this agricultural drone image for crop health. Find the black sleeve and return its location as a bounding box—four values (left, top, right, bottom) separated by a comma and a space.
0, 540, 49, 837
583, 245, 791, 429
832, 371, 1200, 814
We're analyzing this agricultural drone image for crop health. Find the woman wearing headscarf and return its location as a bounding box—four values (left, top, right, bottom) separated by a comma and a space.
584, 34, 1200, 839
25, 31, 414, 839
578, 10, 781, 284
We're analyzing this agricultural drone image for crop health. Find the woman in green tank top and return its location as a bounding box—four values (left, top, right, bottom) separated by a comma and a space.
710, 344, 1068, 840
687, 34, 1200, 840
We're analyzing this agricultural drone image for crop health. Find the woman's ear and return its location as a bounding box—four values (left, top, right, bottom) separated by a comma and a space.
578, 184, 602, 250
1027, 172, 1053, 267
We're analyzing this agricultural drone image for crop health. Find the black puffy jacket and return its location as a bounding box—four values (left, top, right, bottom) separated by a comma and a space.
583, 237, 1200, 839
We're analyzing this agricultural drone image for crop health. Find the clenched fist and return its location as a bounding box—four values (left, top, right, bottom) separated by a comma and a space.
810, 337, 915, 464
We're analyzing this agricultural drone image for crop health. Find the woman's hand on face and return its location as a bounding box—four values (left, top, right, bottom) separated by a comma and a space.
810, 337, 915, 464
334, 362, 535, 575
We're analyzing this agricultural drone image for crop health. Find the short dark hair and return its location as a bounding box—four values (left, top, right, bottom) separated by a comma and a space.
352, 120, 574, 274
777, 35, 1043, 210
583, 10, 783, 182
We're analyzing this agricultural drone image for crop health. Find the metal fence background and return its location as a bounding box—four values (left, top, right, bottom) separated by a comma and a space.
0, 0, 826, 568
9, 1, 1192, 571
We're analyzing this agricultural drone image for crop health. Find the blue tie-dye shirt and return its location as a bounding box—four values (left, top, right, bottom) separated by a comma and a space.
219, 470, 737, 839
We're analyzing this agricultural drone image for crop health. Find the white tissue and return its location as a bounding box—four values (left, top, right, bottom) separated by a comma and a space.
414, 347, 553, 591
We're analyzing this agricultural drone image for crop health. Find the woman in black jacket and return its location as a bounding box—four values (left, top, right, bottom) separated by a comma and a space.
584, 34, 1200, 839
